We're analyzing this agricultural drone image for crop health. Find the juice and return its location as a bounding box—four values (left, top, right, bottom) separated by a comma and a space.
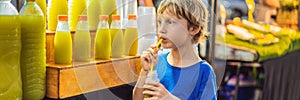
0, 16, 22, 99
20, 15, 46, 100
110, 29, 124, 58
101, 0, 117, 25
36, 0, 46, 16
47, 0, 68, 31
54, 31, 72, 64
87, 0, 101, 30
74, 30, 91, 61
95, 29, 111, 59
20, 1, 46, 99
69, 0, 86, 31
124, 28, 138, 56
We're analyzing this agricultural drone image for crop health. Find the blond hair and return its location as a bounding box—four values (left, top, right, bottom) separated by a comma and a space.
157, 0, 208, 43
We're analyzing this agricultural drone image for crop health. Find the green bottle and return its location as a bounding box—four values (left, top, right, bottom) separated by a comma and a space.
20, 0, 46, 99
0, 0, 22, 99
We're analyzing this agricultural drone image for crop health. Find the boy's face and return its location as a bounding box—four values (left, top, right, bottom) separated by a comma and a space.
157, 11, 194, 49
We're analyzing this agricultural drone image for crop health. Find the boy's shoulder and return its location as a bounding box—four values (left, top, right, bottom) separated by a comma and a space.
199, 60, 213, 71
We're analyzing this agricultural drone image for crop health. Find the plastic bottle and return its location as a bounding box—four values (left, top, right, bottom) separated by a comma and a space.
35, 0, 46, 16
87, 0, 101, 31
137, 7, 156, 54
124, 0, 137, 28
0, 0, 22, 99
47, 0, 68, 31
109, 15, 124, 58
95, 15, 111, 60
54, 15, 72, 64
74, 15, 91, 61
124, 14, 138, 56
68, 0, 86, 31
19, 0, 46, 99
144, 70, 159, 98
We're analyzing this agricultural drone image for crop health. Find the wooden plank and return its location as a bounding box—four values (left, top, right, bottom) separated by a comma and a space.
46, 68, 59, 98
46, 32, 55, 63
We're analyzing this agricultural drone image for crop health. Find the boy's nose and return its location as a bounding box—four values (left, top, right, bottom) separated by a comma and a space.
158, 25, 167, 34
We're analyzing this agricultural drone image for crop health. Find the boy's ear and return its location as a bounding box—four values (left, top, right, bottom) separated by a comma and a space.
189, 26, 201, 36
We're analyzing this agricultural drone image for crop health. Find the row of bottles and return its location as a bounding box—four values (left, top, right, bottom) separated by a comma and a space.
0, 0, 143, 99
95, 14, 138, 59
55, 14, 138, 64
0, 0, 45, 99
47, 0, 137, 31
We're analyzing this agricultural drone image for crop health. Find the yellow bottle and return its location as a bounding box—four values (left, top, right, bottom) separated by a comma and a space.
47, 0, 68, 31
35, 0, 46, 16
95, 15, 111, 60
69, 0, 86, 31
101, 0, 117, 25
74, 15, 91, 61
110, 15, 124, 58
54, 15, 72, 64
0, 0, 22, 99
87, 0, 101, 31
124, 14, 138, 56
20, 0, 46, 99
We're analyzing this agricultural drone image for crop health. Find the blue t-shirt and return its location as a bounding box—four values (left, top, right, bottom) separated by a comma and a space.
154, 53, 217, 100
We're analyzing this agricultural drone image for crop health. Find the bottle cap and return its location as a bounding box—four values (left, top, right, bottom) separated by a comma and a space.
99, 15, 109, 20
27, 0, 35, 2
78, 15, 87, 21
58, 15, 68, 21
111, 15, 120, 20
128, 14, 136, 20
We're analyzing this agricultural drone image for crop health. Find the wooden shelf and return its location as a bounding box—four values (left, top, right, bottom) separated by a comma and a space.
46, 56, 142, 99
46, 31, 142, 99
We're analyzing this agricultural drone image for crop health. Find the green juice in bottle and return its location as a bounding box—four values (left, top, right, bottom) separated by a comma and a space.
95, 15, 111, 60
20, 0, 46, 99
124, 15, 138, 56
74, 15, 91, 61
0, 0, 22, 99
54, 15, 72, 64
110, 15, 124, 58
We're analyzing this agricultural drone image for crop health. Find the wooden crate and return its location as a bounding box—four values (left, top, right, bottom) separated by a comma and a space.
46, 31, 142, 99
46, 57, 142, 99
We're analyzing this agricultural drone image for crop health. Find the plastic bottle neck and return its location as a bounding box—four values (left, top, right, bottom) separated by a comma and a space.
126, 19, 137, 28
0, 0, 18, 15
57, 21, 70, 32
110, 20, 121, 29
77, 20, 89, 30
98, 20, 109, 29
19, 0, 43, 16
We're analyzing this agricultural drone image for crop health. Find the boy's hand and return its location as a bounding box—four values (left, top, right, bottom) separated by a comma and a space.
143, 81, 179, 100
140, 45, 159, 71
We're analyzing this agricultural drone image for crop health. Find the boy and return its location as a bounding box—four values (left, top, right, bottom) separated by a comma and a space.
133, 0, 217, 99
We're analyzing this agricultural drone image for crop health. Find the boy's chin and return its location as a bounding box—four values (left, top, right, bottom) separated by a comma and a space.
161, 44, 173, 49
